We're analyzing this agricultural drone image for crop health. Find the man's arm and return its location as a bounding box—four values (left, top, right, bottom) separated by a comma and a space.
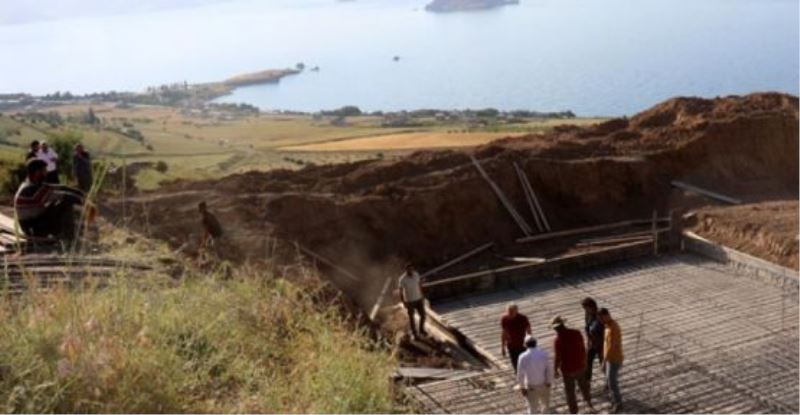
525, 317, 532, 335
553, 338, 562, 378
398, 276, 406, 303
516, 355, 526, 390
50, 185, 85, 205
500, 328, 508, 356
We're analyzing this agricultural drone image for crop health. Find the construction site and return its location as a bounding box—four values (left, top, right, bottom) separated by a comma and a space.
1, 92, 798, 413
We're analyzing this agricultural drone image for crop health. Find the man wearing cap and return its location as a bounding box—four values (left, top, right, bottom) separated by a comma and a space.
398, 264, 426, 339
552, 316, 596, 414
501, 303, 532, 373
516, 335, 552, 414
599, 308, 624, 413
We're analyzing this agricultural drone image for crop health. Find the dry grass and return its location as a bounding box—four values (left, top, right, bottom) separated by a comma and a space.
281, 131, 529, 152
0, 231, 398, 413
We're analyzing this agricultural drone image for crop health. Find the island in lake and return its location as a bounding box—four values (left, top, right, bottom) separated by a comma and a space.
425, 0, 519, 12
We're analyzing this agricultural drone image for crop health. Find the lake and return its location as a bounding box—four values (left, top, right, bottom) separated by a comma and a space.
1, 0, 797, 116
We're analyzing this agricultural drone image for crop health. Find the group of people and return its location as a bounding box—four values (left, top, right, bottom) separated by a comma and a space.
25, 140, 93, 192
397, 266, 624, 414
14, 140, 94, 244
506, 299, 624, 414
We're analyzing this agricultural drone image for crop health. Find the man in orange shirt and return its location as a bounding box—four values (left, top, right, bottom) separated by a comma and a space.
599, 308, 624, 413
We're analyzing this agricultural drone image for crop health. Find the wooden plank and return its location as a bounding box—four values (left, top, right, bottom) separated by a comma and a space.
369, 276, 393, 321
523, 172, 551, 232
295, 243, 359, 282
671, 180, 742, 205
470, 155, 532, 236
516, 217, 671, 244
513, 163, 544, 232
422, 242, 495, 279
0, 213, 17, 234
423, 240, 653, 288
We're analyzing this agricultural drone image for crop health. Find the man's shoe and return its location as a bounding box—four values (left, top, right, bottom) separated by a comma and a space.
610, 403, 622, 414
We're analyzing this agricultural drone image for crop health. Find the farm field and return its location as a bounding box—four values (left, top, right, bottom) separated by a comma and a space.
1, 103, 604, 190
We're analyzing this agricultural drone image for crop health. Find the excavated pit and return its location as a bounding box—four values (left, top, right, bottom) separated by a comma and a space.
106, 92, 799, 311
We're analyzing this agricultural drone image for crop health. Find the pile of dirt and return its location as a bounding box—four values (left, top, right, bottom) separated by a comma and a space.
688, 201, 799, 269
106, 92, 799, 310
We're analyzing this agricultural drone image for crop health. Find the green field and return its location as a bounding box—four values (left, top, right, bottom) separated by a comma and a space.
1, 104, 605, 190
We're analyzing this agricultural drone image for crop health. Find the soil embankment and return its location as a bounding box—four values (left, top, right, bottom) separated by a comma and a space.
107, 92, 799, 307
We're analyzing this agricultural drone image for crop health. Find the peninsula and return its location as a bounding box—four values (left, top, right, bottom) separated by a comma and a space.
425, 0, 519, 12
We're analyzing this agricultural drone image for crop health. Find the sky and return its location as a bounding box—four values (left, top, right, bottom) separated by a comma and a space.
0, 0, 235, 25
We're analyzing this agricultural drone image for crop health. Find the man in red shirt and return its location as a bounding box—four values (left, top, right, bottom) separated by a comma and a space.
501, 303, 531, 373
552, 316, 596, 414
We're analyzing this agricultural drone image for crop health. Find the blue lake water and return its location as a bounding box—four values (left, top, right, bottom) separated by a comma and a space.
0, 0, 797, 116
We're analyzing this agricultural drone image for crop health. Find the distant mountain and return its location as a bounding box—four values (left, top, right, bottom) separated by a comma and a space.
425, 0, 519, 13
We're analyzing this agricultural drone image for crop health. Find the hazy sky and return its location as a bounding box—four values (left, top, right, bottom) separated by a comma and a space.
0, 0, 237, 25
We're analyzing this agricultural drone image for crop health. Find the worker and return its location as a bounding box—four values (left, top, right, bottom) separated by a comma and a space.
37, 141, 60, 184
599, 308, 624, 413
582, 297, 604, 384
516, 335, 552, 414
26, 140, 40, 161
198, 201, 223, 250
501, 303, 532, 373
72, 143, 93, 193
552, 316, 596, 414
14, 159, 85, 244
398, 264, 426, 339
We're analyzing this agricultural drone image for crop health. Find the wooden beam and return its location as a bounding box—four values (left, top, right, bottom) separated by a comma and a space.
516, 217, 670, 244
368, 276, 393, 322
671, 180, 742, 205
514, 163, 544, 232
423, 240, 653, 288
470, 155, 533, 236
521, 170, 551, 232
295, 244, 359, 282
421, 242, 495, 278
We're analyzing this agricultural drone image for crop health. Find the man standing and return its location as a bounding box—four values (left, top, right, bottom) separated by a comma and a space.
72, 143, 92, 193
582, 297, 604, 384
398, 264, 426, 339
37, 141, 59, 183
516, 335, 552, 414
501, 303, 532, 372
599, 308, 624, 413
14, 159, 85, 244
552, 316, 596, 414
198, 201, 223, 247
26, 141, 40, 161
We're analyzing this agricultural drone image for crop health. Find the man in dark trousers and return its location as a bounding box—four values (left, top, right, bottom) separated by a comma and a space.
14, 159, 85, 244
552, 316, 596, 414
72, 143, 93, 193
582, 297, 604, 385
398, 264, 426, 339
501, 303, 532, 372
198, 201, 223, 247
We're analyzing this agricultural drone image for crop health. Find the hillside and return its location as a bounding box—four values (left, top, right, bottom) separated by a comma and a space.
107, 92, 798, 309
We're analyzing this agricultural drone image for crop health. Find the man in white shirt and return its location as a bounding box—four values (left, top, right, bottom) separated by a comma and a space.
516, 335, 553, 414
398, 263, 426, 338
37, 141, 60, 184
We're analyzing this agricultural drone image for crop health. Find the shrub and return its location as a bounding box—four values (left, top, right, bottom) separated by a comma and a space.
0, 268, 396, 413
155, 161, 169, 173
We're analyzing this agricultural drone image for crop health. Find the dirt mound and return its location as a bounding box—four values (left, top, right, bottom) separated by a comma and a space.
689, 201, 799, 269
107, 92, 799, 308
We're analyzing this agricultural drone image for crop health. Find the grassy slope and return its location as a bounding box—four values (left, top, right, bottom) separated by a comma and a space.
0, 230, 397, 413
